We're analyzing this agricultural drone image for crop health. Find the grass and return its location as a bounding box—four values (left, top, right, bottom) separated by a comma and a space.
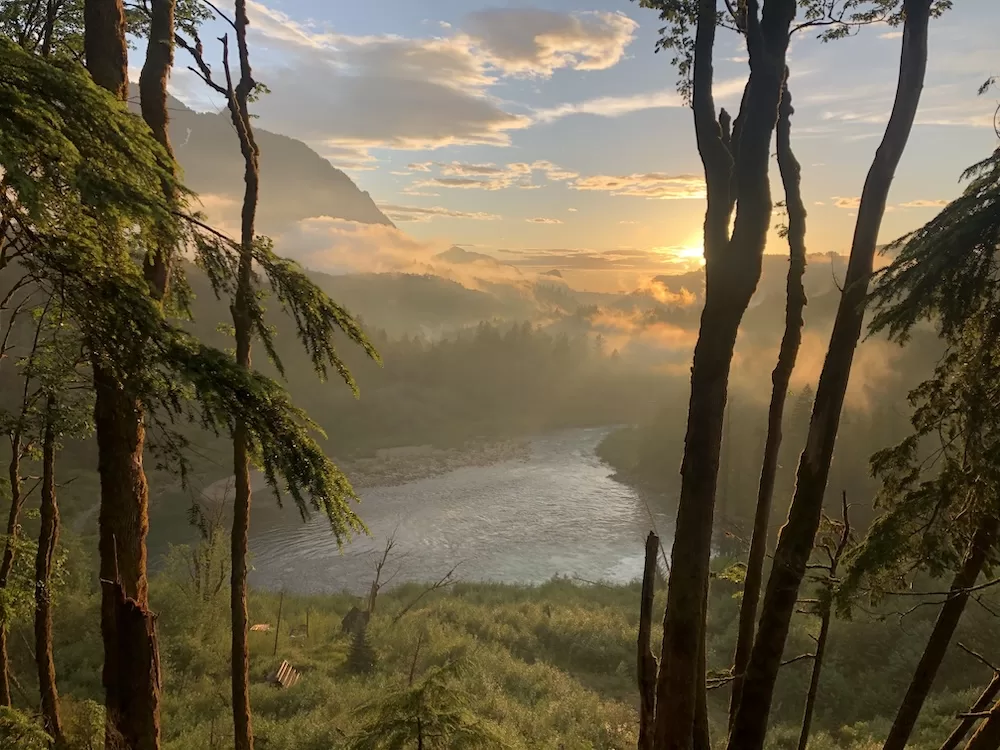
3, 547, 995, 749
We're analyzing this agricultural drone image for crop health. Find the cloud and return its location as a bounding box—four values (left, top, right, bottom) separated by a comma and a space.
572, 173, 706, 200
378, 204, 502, 222
879, 31, 904, 40
409, 160, 578, 191
171, 3, 642, 163
833, 196, 861, 209
567, 208, 578, 212
534, 77, 746, 123
462, 9, 638, 77
275, 217, 443, 275
899, 198, 949, 208
527, 217, 563, 224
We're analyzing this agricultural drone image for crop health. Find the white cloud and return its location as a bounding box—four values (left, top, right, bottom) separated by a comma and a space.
462, 9, 638, 77
379, 204, 502, 222
572, 173, 706, 200
171, 3, 641, 162
899, 199, 949, 208
879, 31, 903, 40
276, 217, 442, 275
408, 160, 578, 191
534, 77, 746, 123
833, 196, 861, 209
527, 217, 563, 224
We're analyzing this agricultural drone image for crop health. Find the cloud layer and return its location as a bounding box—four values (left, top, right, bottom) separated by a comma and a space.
175, 3, 640, 161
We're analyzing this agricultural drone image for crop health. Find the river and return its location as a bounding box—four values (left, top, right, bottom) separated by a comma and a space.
246, 427, 671, 595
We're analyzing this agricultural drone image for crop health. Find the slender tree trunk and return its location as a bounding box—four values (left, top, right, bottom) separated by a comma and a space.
654, 2, 796, 747
138, 0, 177, 300
883, 517, 998, 750
729, 77, 808, 728
942, 674, 1000, 750
225, 6, 262, 748
638, 532, 658, 750
727, 6, 934, 748
0, 436, 24, 707
85, 4, 162, 748
796, 609, 831, 750
963, 699, 1000, 750
35, 398, 64, 747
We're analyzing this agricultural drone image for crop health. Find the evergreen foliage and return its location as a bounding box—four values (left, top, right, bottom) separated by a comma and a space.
346, 626, 377, 676
0, 706, 51, 749
348, 660, 512, 749
870, 146, 1000, 342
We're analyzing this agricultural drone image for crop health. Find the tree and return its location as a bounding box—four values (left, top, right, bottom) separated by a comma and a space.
839, 132, 1000, 748
634, 2, 799, 744
156, 5, 380, 747
729, 75, 808, 728
729, 3, 938, 747
81, 1, 166, 745
348, 661, 512, 750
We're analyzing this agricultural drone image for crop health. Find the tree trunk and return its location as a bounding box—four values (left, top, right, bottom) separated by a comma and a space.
883, 517, 998, 750
226, 5, 262, 749
638, 532, 658, 750
796, 603, 832, 750
942, 674, 1000, 750
654, 2, 796, 747
0, 436, 24, 707
83, 0, 128, 99
138, 0, 176, 300
963, 699, 1000, 750
727, 5, 934, 748
94, 376, 161, 750
85, 5, 162, 748
729, 77, 808, 728
35, 399, 64, 747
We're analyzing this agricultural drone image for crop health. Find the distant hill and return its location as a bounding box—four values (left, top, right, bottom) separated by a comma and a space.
127, 86, 393, 233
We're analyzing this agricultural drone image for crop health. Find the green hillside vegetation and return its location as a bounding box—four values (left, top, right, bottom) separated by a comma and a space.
0, 535, 992, 750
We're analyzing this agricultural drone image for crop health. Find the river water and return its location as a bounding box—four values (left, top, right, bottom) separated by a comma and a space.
247, 427, 670, 595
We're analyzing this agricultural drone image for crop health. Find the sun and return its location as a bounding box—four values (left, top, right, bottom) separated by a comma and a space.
652, 243, 706, 267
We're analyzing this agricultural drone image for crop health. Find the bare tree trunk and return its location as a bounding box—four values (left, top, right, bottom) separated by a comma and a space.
963, 699, 1000, 750
729, 77, 808, 728
654, 2, 796, 747
224, 5, 262, 748
942, 675, 1000, 750
638, 532, 658, 750
138, 0, 177, 300
796, 609, 831, 750
83, 0, 128, 99
84, 3, 162, 748
727, 6, 934, 748
883, 517, 998, 750
0, 436, 24, 707
35, 398, 64, 747
94, 380, 161, 750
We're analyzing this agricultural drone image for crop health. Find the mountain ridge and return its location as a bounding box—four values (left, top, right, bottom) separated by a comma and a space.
127, 85, 393, 233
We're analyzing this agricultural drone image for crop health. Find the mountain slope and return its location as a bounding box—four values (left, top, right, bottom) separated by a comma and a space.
128, 87, 393, 232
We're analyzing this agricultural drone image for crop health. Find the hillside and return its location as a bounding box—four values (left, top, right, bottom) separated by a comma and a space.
126, 86, 392, 233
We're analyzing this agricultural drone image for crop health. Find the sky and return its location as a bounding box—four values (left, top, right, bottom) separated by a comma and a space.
162, 0, 1000, 292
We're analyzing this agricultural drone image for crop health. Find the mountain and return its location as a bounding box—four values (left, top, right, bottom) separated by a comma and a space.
434, 246, 517, 269
127, 86, 393, 233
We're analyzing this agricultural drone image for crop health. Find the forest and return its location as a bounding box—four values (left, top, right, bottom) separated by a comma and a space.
1, 0, 1000, 749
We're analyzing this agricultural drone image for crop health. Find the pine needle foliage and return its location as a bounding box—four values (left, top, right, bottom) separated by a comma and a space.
870, 147, 1000, 342
346, 626, 377, 676
0, 38, 367, 542
840, 309, 1000, 605
348, 661, 513, 750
